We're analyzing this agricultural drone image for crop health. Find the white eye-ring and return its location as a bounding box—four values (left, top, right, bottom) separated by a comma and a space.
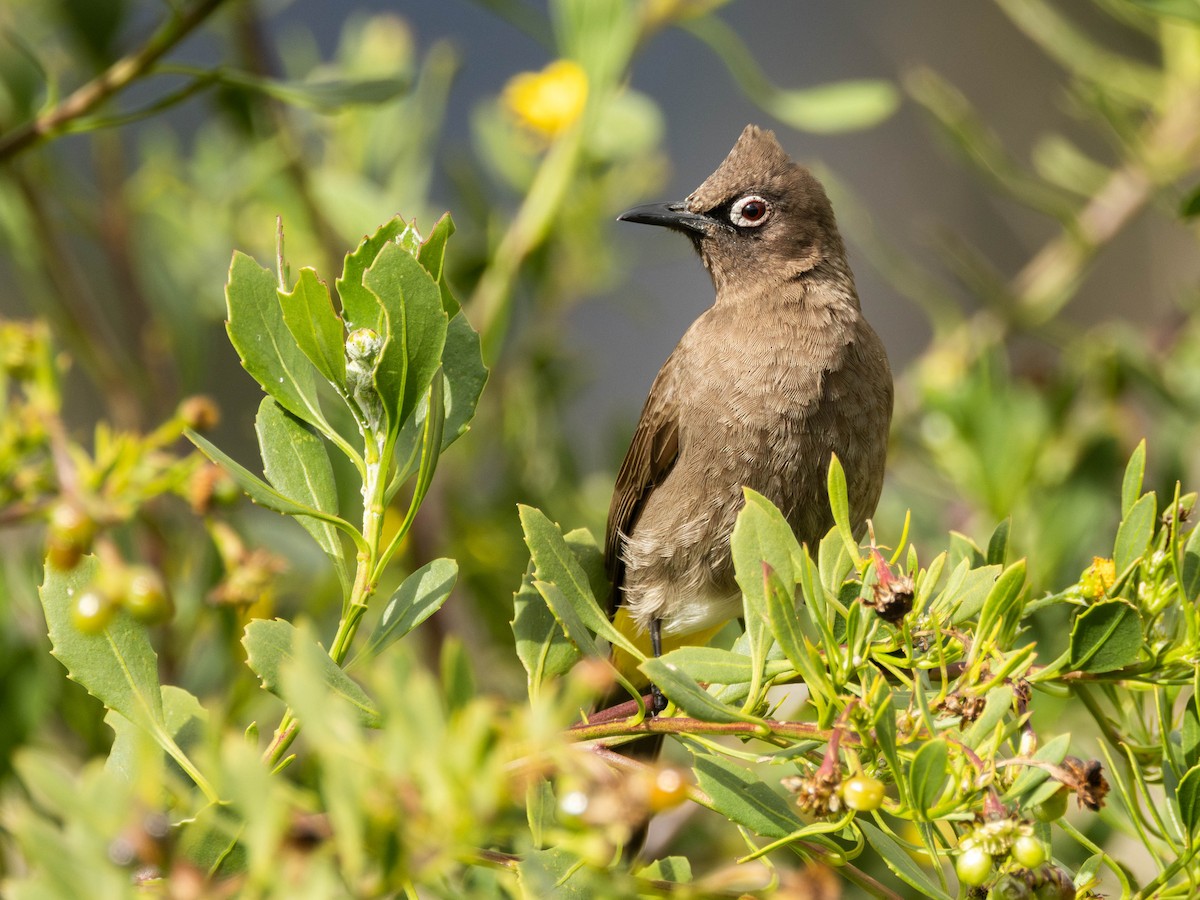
729, 195, 771, 228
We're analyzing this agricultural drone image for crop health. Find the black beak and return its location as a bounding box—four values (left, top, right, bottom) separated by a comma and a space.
617, 201, 716, 236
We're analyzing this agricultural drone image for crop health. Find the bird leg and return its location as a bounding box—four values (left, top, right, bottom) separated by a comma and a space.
650, 618, 667, 713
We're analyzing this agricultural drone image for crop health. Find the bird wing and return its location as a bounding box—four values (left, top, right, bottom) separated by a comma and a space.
605, 356, 682, 617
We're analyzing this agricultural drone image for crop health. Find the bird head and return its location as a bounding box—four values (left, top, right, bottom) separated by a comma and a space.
618, 125, 846, 296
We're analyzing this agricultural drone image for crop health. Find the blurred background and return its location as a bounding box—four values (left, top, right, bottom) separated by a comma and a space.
1, 0, 1198, 806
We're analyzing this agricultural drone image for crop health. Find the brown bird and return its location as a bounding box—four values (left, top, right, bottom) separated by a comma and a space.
605, 124, 893, 692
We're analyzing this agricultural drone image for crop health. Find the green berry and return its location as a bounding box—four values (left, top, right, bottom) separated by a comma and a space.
122, 567, 173, 624
1032, 788, 1068, 823
71, 589, 115, 634
956, 845, 993, 887
1011, 834, 1048, 869
47, 503, 96, 570
840, 775, 885, 811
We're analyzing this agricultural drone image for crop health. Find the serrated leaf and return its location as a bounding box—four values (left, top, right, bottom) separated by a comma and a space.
360, 558, 457, 661
534, 581, 604, 660
42, 557, 164, 732
242, 619, 379, 727
1122, 440, 1146, 517
255, 398, 344, 567
859, 821, 953, 900
337, 217, 406, 330
41, 560, 215, 799
1178, 765, 1200, 839
518, 847, 608, 898
640, 657, 763, 724
910, 738, 950, 816
691, 752, 802, 838
225, 251, 327, 430
1115, 491, 1156, 575
416, 212, 460, 313
1069, 601, 1143, 673
519, 505, 641, 659
278, 267, 346, 387
186, 429, 364, 550
364, 242, 449, 436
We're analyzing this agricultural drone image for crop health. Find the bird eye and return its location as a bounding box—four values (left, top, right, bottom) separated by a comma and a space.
729, 195, 770, 228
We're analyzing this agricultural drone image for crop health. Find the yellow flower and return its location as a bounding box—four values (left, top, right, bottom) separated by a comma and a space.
1080, 557, 1116, 600
503, 59, 588, 137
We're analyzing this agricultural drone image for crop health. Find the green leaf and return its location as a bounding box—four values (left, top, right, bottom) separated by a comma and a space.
360, 558, 458, 662
1184, 697, 1200, 771
938, 562, 1003, 625
337, 217, 406, 331
684, 15, 898, 133
441, 310, 488, 449
910, 738, 950, 816
1182, 183, 1200, 219
1115, 491, 1156, 575
518, 848, 611, 898
208, 69, 410, 111
242, 619, 380, 727
1122, 439, 1147, 518
42, 557, 163, 733
963, 685, 1014, 746
1130, 0, 1200, 23
637, 857, 692, 884
859, 821, 953, 900
364, 242, 449, 435
656, 646, 790, 686
986, 517, 1010, 566
733, 489, 799, 594
225, 251, 327, 431
1177, 765, 1200, 840
519, 505, 641, 659
416, 212, 460, 313
106, 685, 207, 781
1069, 601, 1143, 673
533, 580, 604, 660
41, 559, 216, 801
254, 398, 344, 567
186, 429, 364, 550
760, 562, 829, 702
691, 752, 803, 838
277, 267, 346, 387
565, 528, 610, 611
826, 454, 859, 559
512, 561, 583, 690
640, 657, 765, 724
1181, 523, 1200, 604
1176, 768, 1200, 844
976, 559, 1027, 642
1007, 733, 1071, 804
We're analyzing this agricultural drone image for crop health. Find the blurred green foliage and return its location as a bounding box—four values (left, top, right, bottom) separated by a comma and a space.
0, 0, 1199, 896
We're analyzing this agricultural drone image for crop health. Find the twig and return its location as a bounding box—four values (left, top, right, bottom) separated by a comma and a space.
0, 0, 231, 162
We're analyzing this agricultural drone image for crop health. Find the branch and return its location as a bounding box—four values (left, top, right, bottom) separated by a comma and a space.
0, 0, 232, 162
